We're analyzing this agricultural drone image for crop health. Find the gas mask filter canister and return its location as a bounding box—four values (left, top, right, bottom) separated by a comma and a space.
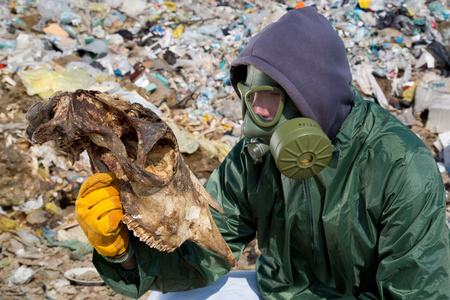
269, 117, 332, 180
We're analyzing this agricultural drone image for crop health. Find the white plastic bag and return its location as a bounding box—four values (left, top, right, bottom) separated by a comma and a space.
353, 64, 390, 109
10, 267, 35, 285
414, 72, 450, 133
38, 0, 71, 21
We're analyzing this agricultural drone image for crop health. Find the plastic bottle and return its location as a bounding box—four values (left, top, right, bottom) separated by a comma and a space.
129, 62, 145, 82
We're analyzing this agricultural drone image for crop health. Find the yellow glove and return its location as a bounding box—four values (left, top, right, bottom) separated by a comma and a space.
75, 172, 129, 258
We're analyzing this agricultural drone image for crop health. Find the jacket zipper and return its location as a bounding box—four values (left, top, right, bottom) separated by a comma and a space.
305, 179, 318, 280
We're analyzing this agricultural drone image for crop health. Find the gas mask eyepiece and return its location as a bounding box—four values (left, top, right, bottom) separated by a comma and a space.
237, 82, 285, 128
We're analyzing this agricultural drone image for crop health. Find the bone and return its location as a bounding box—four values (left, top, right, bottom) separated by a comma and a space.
25, 90, 236, 266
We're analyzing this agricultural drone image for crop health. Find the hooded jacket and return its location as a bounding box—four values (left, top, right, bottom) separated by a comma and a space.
93, 7, 450, 299
230, 7, 354, 139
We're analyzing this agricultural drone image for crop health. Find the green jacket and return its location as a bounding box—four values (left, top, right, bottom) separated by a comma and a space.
94, 92, 450, 299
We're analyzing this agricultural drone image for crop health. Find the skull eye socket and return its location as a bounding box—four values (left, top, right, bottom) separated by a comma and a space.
121, 132, 139, 161
119, 132, 177, 180
145, 139, 176, 180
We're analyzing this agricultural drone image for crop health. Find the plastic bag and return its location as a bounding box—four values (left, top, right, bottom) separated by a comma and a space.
368, 0, 386, 11
214, 142, 233, 163
90, 81, 163, 115
0, 216, 21, 233
426, 41, 450, 77
167, 122, 199, 154
173, 25, 185, 39
414, 72, 450, 133
401, 79, 420, 106
197, 137, 219, 158
10, 267, 35, 285
119, 0, 149, 18
434, 131, 450, 171
40, 229, 93, 260
353, 64, 389, 109
404, 0, 428, 17
38, 0, 71, 21
18, 68, 93, 99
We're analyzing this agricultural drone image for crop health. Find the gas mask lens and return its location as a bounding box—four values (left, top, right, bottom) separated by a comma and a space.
238, 82, 285, 127
249, 90, 282, 120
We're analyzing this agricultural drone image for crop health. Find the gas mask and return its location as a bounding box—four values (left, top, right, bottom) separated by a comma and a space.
239, 65, 332, 180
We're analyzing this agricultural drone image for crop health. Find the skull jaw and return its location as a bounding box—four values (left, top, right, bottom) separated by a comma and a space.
121, 155, 236, 267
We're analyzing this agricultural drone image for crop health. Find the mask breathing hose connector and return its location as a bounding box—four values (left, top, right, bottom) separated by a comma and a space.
244, 139, 270, 164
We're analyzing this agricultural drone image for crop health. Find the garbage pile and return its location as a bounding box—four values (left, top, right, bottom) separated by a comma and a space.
0, 0, 449, 298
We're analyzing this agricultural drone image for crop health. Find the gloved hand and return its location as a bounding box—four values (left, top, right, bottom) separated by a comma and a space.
75, 172, 129, 258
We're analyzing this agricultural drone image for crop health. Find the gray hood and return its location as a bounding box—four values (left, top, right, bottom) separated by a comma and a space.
230, 7, 354, 139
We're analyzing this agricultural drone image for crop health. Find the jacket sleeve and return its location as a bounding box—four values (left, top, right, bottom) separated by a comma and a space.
93, 139, 257, 299
331, 148, 450, 300
372, 147, 450, 299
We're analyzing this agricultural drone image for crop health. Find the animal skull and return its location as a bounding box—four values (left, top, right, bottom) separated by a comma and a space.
25, 90, 236, 266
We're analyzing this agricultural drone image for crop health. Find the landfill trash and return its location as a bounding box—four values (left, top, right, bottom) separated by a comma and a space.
77, 40, 109, 63
16, 195, 44, 213
353, 64, 389, 109
438, 161, 447, 176
394, 107, 417, 127
64, 267, 105, 286
168, 121, 200, 154
18, 68, 93, 99
37, 0, 71, 22
0, 0, 450, 298
400, 79, 420, 107
10, 266, 35, 285
90, 81, 164, 115
40, 229, 93, 261
414, 72, 450, 133
434, 131, 450, 171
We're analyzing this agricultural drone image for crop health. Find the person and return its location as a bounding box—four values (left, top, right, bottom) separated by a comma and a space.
75, 6, 450, 299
